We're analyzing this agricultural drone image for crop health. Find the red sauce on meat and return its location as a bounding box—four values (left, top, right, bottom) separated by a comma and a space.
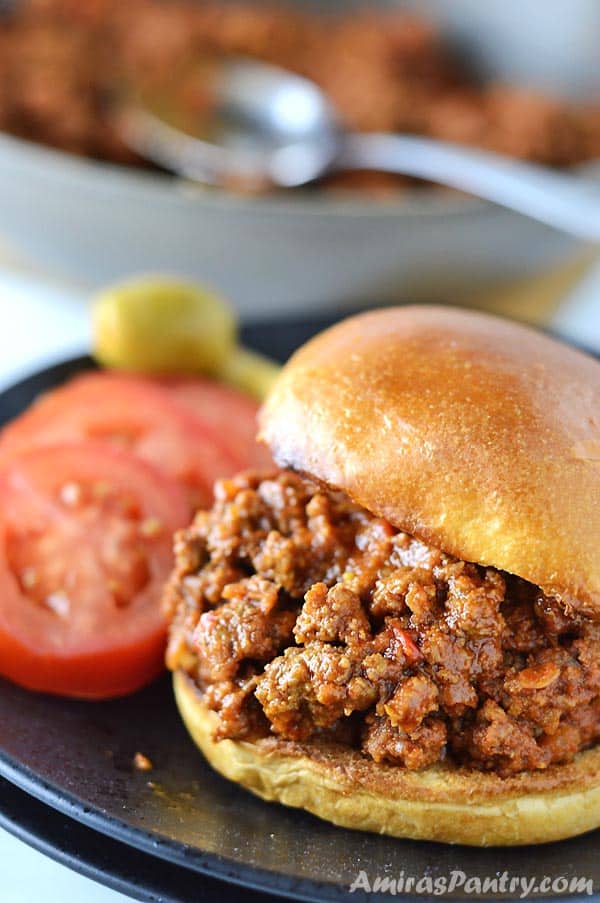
164, 470, 600, 776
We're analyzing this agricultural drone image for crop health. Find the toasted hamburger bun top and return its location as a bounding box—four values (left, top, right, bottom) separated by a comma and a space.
259, 306, 600, 617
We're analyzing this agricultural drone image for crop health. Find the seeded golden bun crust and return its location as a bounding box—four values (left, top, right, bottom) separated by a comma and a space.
259, 306, 600, 617
174, 671, 600, 846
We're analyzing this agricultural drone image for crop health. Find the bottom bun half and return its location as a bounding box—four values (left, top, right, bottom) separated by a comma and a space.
173, 671, 600, 846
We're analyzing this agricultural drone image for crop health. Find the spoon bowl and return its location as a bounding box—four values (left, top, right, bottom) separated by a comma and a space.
121, 59, 341, 188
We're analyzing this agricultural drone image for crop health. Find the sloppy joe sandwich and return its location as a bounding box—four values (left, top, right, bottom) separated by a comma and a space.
164, 306, 600, 846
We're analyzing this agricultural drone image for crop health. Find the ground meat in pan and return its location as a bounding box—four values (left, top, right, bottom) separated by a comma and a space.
1, 0, 599, 191
164, 470, 600, 777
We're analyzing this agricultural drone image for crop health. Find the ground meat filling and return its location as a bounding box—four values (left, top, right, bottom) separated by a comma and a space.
164, 470, 600, 777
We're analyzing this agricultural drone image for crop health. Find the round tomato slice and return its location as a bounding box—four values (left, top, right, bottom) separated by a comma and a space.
158, 377, 273, 470
0, 372, 239, 510
0, 442, 188, 698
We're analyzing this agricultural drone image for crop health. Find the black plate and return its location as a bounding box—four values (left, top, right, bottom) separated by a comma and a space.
0, 318, 597, 903
0, 775, 286, 903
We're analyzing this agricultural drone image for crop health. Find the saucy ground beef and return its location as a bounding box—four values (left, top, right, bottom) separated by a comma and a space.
164, 470, 600, 776
1, 0, 599, 192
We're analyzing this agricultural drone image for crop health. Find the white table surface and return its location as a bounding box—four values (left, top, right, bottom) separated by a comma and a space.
0, 264, 598, 903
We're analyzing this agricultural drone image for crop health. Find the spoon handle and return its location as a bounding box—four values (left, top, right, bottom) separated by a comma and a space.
338, 133, 600, 242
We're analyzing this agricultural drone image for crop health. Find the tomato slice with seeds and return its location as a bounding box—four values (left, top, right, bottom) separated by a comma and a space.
0, 442, 188, 698
157, 376, 273, 470
0, 372, 239, 510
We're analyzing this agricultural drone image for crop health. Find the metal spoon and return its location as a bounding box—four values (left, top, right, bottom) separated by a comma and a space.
120, 58, 600, 241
